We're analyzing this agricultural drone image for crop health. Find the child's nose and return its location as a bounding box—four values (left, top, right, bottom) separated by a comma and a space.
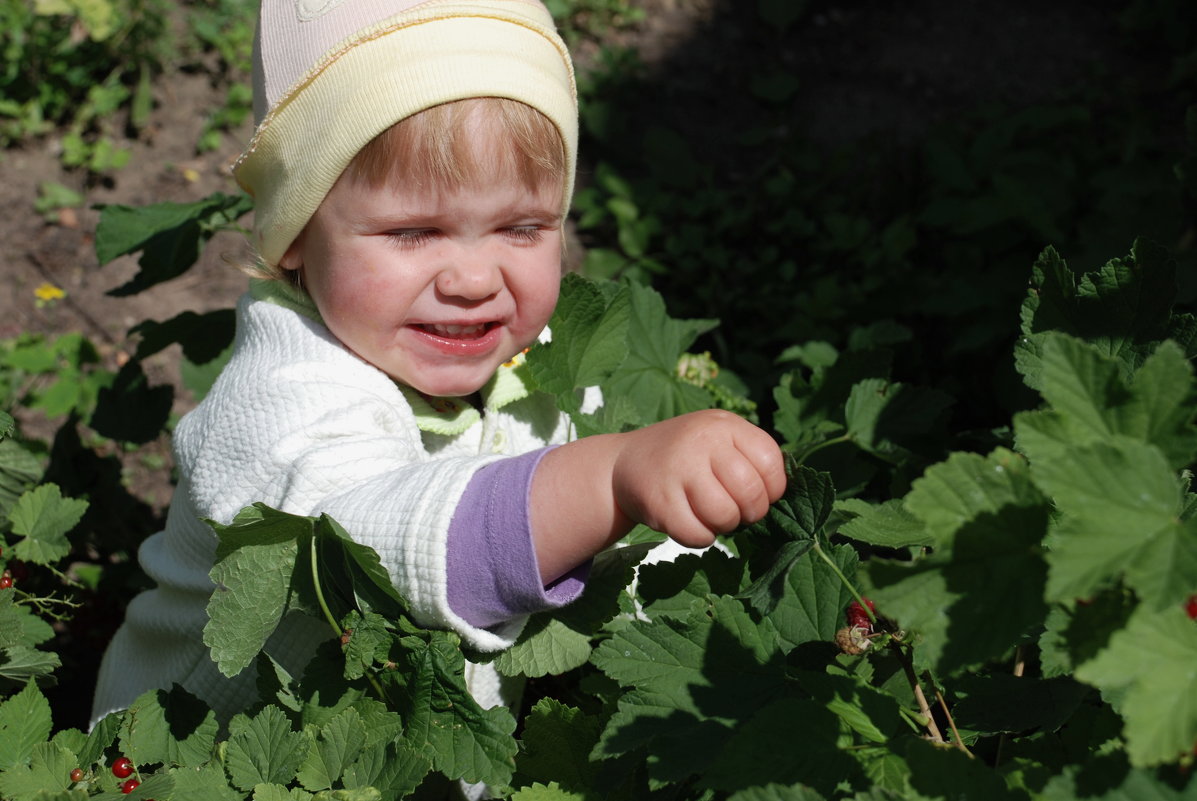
435, 250, 503, 300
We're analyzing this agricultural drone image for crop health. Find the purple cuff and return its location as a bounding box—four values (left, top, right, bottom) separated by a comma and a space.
446, 447, 590, 630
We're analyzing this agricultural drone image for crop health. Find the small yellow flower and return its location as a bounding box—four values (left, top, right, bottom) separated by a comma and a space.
182, 168, 200, 183
34, 282, 66, 303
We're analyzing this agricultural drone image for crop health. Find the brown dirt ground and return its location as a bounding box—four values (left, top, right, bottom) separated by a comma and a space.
1, 0, 1125, 511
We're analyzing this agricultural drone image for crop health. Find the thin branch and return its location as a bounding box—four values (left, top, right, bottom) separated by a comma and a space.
933, 682, 973, 758
892, 643, 943, 742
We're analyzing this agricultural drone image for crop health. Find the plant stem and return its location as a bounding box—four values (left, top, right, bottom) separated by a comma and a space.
812, 540, 876, 624
310, 537, 342, 638
892, 643, 943, 743
933, 681, 973, 757
795, 433, 853, 465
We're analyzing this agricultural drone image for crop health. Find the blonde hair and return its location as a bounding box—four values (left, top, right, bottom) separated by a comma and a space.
247, 97, 567, 282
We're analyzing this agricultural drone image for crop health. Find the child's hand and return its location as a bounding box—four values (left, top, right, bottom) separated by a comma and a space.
611, 410, 786, 548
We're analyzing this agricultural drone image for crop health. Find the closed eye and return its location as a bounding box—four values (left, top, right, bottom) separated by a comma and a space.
385, 229, 438, 248
503, 226, 546, 244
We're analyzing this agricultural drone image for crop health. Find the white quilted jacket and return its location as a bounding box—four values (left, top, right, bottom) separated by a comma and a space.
91, 285, 578, 726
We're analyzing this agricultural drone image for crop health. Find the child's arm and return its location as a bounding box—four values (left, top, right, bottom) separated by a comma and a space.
529, 409, 787, 584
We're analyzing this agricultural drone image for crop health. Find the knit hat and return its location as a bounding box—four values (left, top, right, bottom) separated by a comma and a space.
233, 0, 578, 268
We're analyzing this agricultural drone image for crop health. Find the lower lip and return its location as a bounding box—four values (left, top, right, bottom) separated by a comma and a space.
409, 324, 503, 356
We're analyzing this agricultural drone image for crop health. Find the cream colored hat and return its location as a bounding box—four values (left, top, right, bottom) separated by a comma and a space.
233, 0, 578, 268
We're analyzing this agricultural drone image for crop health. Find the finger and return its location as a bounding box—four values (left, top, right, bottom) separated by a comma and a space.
710, 451, 771, 524
686, 473, 744, 537
735, 429, 787, 503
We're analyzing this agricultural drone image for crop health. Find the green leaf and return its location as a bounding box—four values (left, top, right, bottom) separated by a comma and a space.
0, 741, 74, 800
118, 686, 219, 769
8, 484, 86, 565
494, 542, 654, 677
767, 543, 860, 650
592, 596, 787, 785
225, 706, 309, 791
515, 699, 602, 792
904, 449, 1044, 549
95, 193, 254, 296
296, 707, 368, 792
389, 632, 517, 786
950, 674, 1091, 734
0, 681, 52, 771
1075, 603, 1197, 766
0, 440, 43, 523
204, 505, 311, 677
509, 783, 585, 801
0, 645, 60, 685
1035, 439, 1197, 610
340, 738, 429, 799
902, 736, 1029, 800
867, 503, 1049, 674
599, 280, 719, 424
844, 379, 952, 462
698, 697, 861, 797
736, 539, 814, 616
835, 499, 935, 549
1017, 334, 1197, 469
527, 274, 631, 414
728, 784, 828, 801
170, 761, 246, 801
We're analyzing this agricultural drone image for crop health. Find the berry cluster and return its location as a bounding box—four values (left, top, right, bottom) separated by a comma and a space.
110, 756, 147, 795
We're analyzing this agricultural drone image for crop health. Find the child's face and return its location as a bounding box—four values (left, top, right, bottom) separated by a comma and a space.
282, 165, 563, 398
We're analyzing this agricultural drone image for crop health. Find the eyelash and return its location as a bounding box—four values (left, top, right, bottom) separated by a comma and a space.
384, 227, 546, 248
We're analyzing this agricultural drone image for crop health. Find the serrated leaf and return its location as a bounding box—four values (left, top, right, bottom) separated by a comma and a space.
296, 707, 368, 791
390, 632, 517, 786
638, 548, 745, 619
340, 738, 428, 799
1035, 439, 1197, 610
119, 686, 218, 769
698, 697, 860, 797
867, 504, 1049, 674
8, 484, 86, 564
1020, 334, 1197, 469
0, 681, 52, 771
170, 761, 245, 801
204, 506, 310, 677
844, 379, 952, 462
767, 543, 859, 650
599, 280, 719, 424
950, 674, 1090, 734
225, 706, 309, 791
494, 542, 654, 677
516, 699, 602, 791
253, 784, 314, 801
902, 736, 1028, 800
0, 645, 60, 685
0, 741, 74, 800
835, 498, 935, 549
728, 784, 828, 801
736, 539, 815, 616
592, 596, 787, 784
1075, 603, 1197, 767
527, 274, 631, 414
510, 783, 585, 801
0, 411, 13, 439
493, 616, 591, 678
904, 449, 1043, 549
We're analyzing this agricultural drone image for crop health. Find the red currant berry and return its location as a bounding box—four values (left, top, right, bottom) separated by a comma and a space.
0, 571, 12, 590
69, 768, 84, 783
112, 757, 134, 779
120, 778, 140, 794
1186, 594, 1197, 621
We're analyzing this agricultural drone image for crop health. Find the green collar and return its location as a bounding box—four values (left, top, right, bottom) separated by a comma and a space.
252, 279, 534, 435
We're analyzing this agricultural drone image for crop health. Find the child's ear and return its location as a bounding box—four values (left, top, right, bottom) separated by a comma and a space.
279, 233, 305, 273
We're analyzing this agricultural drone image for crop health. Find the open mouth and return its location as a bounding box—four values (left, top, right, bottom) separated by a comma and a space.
416, 322, 498, 340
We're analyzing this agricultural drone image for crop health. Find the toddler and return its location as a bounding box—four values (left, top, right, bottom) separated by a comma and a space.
91, 0, 785, 730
